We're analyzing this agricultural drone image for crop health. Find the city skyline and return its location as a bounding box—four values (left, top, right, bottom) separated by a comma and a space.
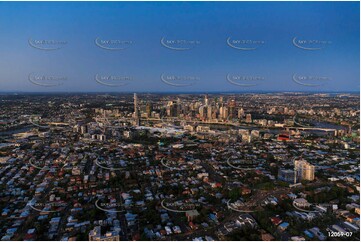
0, 92, 359, 241
0, 1, 359, 241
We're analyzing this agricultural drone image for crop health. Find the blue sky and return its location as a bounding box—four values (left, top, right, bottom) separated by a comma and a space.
0, 1, 359, 93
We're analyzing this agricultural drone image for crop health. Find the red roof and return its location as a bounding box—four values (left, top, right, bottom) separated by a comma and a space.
270, 217, 282, 226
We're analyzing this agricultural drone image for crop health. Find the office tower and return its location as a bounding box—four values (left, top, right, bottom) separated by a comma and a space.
207, 106, 213, 120
146, 102, 153, 117
220, 106, 229, 119
199, 106, 207, 119
166, 101, 172, 116
172, 104, 178, 117
134, 93, 139, 118
176, 98, 181, 115
238, 108, 244, 119
166, 101, 178, 117
133, 93, 140, 126
228, 99, 236, 118
204, 94, 209, 106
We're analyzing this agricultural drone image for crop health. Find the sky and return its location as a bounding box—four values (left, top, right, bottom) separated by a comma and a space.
0, 1, 359, 93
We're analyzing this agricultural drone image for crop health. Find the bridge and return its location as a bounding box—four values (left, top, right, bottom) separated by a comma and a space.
286, 126, 336, 132
291, 115, 337, 132
48, 122, 70, 126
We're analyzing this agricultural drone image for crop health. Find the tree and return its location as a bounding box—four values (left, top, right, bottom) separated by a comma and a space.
228, 187, 240, 201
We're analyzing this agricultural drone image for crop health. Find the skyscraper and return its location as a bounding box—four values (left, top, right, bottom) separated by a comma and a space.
228, 98, 236, 118
238, 108, 244, 119
146, 102, 153, 117
207, 106, 213, 120
133, 93, 140, 126
204, 94, 209, 106
219, 106, 228, 120
199, 106, 207, 120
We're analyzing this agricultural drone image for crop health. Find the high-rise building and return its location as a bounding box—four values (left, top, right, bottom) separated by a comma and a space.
219, 96, 224, 106
220, 106, 229, 120
80, 125, 88, 134
204, 94, 209, 106
294, 159, 315, 182
133, 93, 139, 118
133, 93, 140, 126
238, 108, 244, 119
89, 226, 119, 241
199, 106, 207, 119
146, 102, 153, 117
207, 106, 213, 120
228, 99, 236, 118
246, 113, 252, 123
166, 101, 178, 117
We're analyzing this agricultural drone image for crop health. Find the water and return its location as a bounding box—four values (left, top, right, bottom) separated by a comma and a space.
0, 126, 33, 136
